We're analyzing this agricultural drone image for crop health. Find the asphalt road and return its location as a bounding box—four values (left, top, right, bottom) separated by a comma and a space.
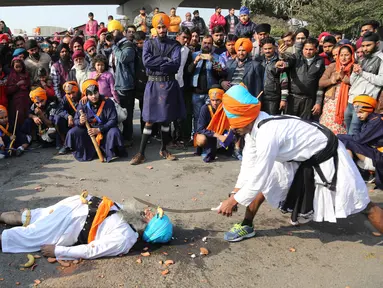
0, 112, 382, 288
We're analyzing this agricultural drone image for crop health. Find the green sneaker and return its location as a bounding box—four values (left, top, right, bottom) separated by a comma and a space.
224, 223, 256, 242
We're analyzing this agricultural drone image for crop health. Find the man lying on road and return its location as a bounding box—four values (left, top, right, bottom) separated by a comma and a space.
0, 192, 173, 259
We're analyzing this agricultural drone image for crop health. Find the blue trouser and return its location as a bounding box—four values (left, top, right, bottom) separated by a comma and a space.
344, 103, 362, 135
192, 93, 208, 135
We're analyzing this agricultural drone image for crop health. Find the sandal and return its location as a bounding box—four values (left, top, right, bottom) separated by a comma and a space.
159, 150, 177, 161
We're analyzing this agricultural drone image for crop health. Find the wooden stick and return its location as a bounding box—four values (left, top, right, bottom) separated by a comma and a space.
256, 91, 264, 99
8, 110, 19, 154
79, 110, 104, 162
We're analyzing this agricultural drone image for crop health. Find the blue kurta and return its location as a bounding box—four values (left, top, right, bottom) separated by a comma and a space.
64, 96, 125, 162
55, 96, 80, 145
142, 37, 185, 123
338, 113, 383, 189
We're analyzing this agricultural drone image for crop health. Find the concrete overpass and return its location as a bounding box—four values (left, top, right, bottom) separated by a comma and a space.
0, 0, 240, 23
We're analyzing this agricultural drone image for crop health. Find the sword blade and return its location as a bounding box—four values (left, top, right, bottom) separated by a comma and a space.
133, 197, 213, 213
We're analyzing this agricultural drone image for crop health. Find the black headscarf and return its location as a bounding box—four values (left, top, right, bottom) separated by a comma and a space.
295, 28, 309, 39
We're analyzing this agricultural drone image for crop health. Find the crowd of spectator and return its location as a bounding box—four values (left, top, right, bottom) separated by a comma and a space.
0, 7, 382, 188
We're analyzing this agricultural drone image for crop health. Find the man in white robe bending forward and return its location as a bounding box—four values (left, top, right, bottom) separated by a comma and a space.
0, 192, 173, 259
215, 85, 383, 242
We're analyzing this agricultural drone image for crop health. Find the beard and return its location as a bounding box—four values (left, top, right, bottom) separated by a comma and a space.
201, 46, 211, 53
114, 33, 124, 44
75, 63, 86, 70
214, 39, 223, 46
61, 55, 70, 63
364, 46, 377, 58
158, 33, 167, 42
117, 201, 148, 232
32, 52, 40, 60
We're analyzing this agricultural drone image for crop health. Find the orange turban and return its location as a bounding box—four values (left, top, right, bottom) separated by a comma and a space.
0, 105, 7, 114
209, 88, 224, 101
152, 13, 171, 28
63, 81, 79, 94
353, 95, 377, 113
82, 79, 99, 96
30, 87, 47, 103
222, 84, 261, 129
235, 38, 253, 53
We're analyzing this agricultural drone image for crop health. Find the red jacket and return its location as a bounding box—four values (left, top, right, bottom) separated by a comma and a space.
209, 14, 226, 31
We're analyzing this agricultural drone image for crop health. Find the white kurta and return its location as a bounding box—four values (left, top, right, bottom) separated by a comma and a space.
234, 112, 370, 223
2, 195, 138, 260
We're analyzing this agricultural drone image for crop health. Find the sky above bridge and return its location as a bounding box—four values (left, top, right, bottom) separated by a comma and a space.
0, 5, 232, 34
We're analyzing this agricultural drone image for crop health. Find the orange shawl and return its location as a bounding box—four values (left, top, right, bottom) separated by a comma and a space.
88, 196, 114, 243
207, 103, 230, 135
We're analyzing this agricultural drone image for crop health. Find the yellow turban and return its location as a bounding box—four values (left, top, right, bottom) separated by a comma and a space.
30, 87, 47, 103
353, 95, 377, 113
152, 13, 171, 28
209, 88, 224, 101
0, 105, 7, 115
235, 38, 253, 53
151, 28, 158, 37
82, 79, 99, 96
108, 20, 124, 33
63, 81, 79, 94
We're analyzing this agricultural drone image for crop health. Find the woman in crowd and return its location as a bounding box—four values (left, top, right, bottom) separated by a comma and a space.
6, 57, 31, 128
319, 45, 355, 134
0, 20, 12, 36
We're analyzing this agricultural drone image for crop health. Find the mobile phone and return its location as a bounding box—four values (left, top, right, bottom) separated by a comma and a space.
200, 54, 209, 60
278, 39, 284, 47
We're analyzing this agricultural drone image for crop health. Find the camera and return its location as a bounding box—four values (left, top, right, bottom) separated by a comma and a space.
105, 33, 114, 43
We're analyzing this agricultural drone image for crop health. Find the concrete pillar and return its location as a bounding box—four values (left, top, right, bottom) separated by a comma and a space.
116, 0, 184, 23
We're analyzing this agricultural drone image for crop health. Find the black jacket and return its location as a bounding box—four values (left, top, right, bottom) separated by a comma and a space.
255, 54, 283, 101
221, 57, 264, 97
285, 54, 325, 101
224, 15, 239, 34
192, 17, 208, 35
134, 47, 147, 93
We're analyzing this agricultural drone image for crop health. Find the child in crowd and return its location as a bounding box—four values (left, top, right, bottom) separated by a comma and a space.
0, 62, 7, 108
24, 87, 58, 147
89, 54, 119, 103
338, 95, 383, 189
55, 81, 80, 154
33, 68, 55, 99
6, 57, 31, 128
0, 105, 30, 158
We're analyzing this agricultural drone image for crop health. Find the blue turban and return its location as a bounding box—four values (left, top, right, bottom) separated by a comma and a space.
239, 6, 250, 15
222, 84, 261, 128
143, 214, 173, 243
12, 48, 26, 57
338, 39, 351, 45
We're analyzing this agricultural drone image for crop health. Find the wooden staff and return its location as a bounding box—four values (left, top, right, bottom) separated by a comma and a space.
79, 110, 104, 162
8, 110, 18, 155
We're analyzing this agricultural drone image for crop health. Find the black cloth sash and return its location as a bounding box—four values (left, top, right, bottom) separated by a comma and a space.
258, 116, 339, 223
75, 196, 119, 246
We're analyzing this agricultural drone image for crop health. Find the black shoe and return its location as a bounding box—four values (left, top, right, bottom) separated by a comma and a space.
15, 148, 24, 157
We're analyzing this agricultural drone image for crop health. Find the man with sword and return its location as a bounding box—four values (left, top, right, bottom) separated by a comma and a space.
214, 85, 383, 242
